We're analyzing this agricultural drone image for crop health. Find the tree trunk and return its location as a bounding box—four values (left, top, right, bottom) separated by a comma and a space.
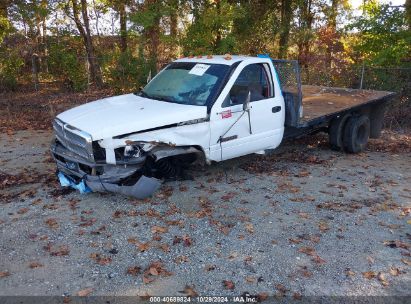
119, 2, 127, 52
169, 0, 178, 58
41, 0, 49, 73
214, 0, 221, 51
144, 0, 160, 71
299, 0, 313, 81
406, 0, 411, 30
326, 0, 339, 68
35, 0, 43, 72
0, 0, 8, 18
278, 0, 292, 58
72, 0, 103, 88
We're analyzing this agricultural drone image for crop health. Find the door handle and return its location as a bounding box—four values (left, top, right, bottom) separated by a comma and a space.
272, 106, 281, 113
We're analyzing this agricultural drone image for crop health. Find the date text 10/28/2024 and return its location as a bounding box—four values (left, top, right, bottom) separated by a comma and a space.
149, 296, 259, 303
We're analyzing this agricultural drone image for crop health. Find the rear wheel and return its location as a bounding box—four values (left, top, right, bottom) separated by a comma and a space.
343, 115, 370, 153
328, 113, 352, 151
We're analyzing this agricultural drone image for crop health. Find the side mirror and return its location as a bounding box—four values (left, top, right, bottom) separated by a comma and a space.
243, 91, 251, 111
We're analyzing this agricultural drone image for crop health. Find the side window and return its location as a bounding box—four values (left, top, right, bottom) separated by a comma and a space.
223, 63, 273, 107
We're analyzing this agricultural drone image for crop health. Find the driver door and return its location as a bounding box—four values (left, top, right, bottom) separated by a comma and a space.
209, 62, 283, 161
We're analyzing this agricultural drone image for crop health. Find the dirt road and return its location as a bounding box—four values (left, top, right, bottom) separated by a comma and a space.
0, 130, 410, 298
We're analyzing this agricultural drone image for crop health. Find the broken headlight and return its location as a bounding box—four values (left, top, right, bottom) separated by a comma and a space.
124, 145, 143, 158
114, 144, 147, 163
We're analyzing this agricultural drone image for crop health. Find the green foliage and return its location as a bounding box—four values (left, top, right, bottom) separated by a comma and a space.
0, 16, 11, 44
48, 43, 88, 92
0, 49, 24, 91
182, 1, 237, 54
348, 3, 411, 67
104, 49, 150, 93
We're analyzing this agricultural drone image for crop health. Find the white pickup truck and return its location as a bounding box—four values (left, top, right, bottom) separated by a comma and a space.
51, 55, 395, 198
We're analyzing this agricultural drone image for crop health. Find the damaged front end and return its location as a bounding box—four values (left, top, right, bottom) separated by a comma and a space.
50, 119, 202, 198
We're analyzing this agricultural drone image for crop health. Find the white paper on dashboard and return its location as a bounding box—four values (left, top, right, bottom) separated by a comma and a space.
188, 64, 210, 76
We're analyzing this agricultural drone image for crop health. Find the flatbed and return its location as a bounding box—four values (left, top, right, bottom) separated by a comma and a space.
301, 85, 395, 125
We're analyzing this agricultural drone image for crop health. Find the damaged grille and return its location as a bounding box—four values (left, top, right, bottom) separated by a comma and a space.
53, 119, 94, 161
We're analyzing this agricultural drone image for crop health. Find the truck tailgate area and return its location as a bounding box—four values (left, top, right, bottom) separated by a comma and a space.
301, 85, 394, 124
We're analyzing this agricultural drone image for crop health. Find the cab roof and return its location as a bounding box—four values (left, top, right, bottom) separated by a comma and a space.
174, 55, 257, 66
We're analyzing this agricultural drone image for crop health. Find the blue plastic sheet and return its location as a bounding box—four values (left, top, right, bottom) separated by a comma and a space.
58, 172, 92, 194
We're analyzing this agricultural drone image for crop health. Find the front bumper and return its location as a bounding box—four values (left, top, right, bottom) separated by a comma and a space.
50, 140, 161, 199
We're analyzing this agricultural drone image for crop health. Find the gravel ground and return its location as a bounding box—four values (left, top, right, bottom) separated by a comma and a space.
0, 130, 410, 298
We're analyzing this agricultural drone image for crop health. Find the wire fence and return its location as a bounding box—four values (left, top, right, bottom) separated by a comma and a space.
1, 52, 410, 97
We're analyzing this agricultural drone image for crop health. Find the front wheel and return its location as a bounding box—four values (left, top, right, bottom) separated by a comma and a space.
343, 115, 370, 153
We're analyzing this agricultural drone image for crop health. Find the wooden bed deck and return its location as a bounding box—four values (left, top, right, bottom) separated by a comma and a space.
301, 85, 393, 123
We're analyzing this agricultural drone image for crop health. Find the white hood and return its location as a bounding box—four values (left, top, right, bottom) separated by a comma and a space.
57, 94, 208, 140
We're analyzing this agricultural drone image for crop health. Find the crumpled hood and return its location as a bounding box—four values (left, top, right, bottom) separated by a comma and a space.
57, 94, 208, 140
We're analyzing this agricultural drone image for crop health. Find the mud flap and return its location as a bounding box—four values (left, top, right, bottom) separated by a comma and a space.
85, 175, 161, 199
57, 172, 92, 194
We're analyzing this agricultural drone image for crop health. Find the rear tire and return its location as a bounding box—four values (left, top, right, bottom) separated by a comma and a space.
328, 113, 352, 151
343, 115, 370, 153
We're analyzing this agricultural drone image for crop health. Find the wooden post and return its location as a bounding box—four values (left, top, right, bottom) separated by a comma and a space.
360, 62, 365, 89
32, 54, 39, 91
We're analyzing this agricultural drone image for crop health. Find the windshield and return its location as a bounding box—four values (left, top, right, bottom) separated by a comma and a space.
141, 62, 230, 106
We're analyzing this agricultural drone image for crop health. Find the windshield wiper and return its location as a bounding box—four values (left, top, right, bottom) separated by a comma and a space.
150, 95, 176, 103
137, 90, 152, 99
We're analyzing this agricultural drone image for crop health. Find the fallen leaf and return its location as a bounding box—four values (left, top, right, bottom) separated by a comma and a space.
183, 235, 192, 246
151, 226, 168, 234
377, 272, 389, 286
0, 271, 10, 278
318, 221, 330, 233
289, 238, 302, 244
223, 280, 235, 290
312, 254, 327, 265
143, 275, 154, 284
149, 267, 159, 276
298, 247, 316, 256
275, 284, 287, 296
298, 212, 310, 219
89, 253, 112, 265
29, 262, 43, 269
362, 271, 376, 279
367, 256, 375, 264
221, 192, 236, 201
401, 258, 411, 266
383, 240, 409, 249
50, 245, 69, 256
205, 265, 215, 271
345, 268, 356, 277
139, 293, 151, 301
76, 287, 93, 296
245, 222, 254, 234
137, 242, 151, 252
179, 185, 188, 192
257, 292, 269, 301
297, 171, 310, 177
45, 218, 59, 229
127, 237, 138, 244
175, 256, 189, 264
17, 208, 29, 214
389, 267, 400, 276
126, 266, 141, 276
293, 292, 302, 300
158, 244, 170, 253
97, 256, 112, 266
183, 285, 198, 297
